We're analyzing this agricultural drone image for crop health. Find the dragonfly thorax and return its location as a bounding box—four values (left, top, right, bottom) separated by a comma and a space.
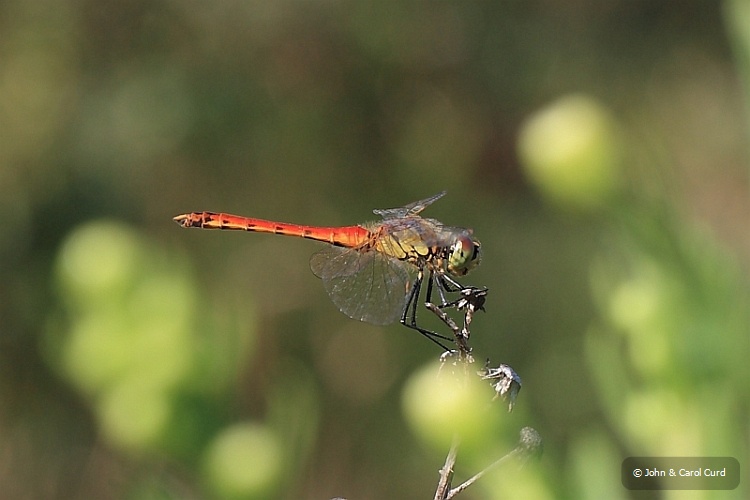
446, 234, 482, 277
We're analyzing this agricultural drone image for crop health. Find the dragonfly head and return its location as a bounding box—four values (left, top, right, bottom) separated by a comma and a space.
447, 234, 481, 277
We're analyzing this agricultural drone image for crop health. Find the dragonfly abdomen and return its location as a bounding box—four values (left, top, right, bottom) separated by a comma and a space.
173, 212, 371, 248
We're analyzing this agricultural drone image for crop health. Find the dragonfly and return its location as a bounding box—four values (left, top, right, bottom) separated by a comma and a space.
173, 191, 482, 349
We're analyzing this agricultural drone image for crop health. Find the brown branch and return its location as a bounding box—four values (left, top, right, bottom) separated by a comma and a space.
433, 436, 460, 500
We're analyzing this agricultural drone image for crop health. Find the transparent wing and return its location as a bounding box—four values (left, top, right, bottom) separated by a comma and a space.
309, 245, 412, 325
373, 191, 447, 220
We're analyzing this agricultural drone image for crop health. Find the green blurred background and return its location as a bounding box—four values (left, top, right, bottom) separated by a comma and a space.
1, 1, 748, 499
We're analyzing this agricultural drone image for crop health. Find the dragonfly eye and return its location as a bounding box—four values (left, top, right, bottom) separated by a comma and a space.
447, 235, 481, 276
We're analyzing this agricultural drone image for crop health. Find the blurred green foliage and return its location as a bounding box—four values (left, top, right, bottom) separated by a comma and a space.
0, 1, 748, 499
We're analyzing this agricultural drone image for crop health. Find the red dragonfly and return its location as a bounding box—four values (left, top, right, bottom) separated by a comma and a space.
173, 192, 481, 347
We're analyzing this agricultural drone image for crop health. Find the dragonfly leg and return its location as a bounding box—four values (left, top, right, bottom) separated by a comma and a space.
430, 275, 488, 342
436, 273, 464, 295
400, 270, 453, 350
433, 273, 450, 305
430, 273, 470, 311
444, 286, 488, 339
424, 300, 472, 358
426, 273, 474, 354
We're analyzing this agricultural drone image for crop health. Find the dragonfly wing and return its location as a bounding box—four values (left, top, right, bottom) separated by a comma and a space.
373, 191, 447, 220
310, 246, 411, 326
